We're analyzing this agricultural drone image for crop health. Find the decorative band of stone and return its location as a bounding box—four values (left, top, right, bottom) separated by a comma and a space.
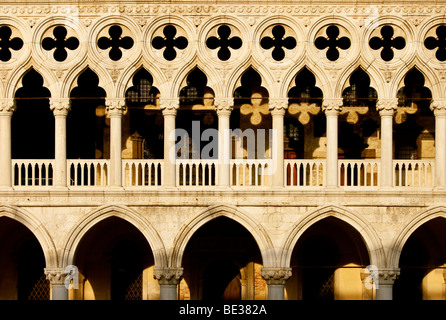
153, 267, 184, 285
261, 267, 292, 285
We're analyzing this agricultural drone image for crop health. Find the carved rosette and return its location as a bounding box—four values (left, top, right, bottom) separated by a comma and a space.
430, 99, 446, 117
322, 98, 343, 116
44, 267, 71, 286
377, 98, 398, 117
0, 98, 16, 116
153, 267, 184, 285
105, 98, 126, 117
159, 98, 180, 117
214, 97, 234, 117
50, 98, 71, 117
269, 98, 288, 117
261, 267, 292, 285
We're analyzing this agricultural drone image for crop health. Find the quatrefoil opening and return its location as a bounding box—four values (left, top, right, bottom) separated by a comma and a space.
260, 25, 297, 61
98, 25, 134, 61
369, 25, 406, 62
314, 25, 351, 61
206, 25, 242, 61
0, 26, 23, 62
152, 25, 188, 61
42, 26, 79, 62
424, 25, 446, 61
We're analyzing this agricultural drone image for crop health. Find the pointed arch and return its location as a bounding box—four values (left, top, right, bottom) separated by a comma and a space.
336, 63, 383, 100
0, 205, 58, 268
280, 205, 384, 268
388, 206, 446, 269
170, 204, 275, 268
61, 204, 167, 268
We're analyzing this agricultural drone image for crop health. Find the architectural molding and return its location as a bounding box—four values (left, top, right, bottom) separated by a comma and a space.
153, 267, 184, 285
105, 98, 126, 117
0, 98, 16, 115
261, 267, 292, 285
49, 98, 71, 117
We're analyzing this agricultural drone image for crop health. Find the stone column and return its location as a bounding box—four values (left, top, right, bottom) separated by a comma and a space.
0, 98, 15, 189
215, 98, 233, 188
160, 98, 179, 188
377, 99, 397, 189
375, 268, 400, 300
269, 99, 288, 187
261, 267, 292, 300
153, 267, 183, 300
44, 268, 71, 300
106, 98, 126, 188
322, 99, 343, 188
431, 100, 446, 189
50, 98, 71, 188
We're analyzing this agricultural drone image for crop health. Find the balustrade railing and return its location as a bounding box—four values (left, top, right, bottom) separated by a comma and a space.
12, 160, 54, 186
338, 160, 380, 188
176, 159, 217, 186
285, 160, 325, 187
123, 160, 163, 187
393, 160, 434, 187
67, 160, 109, 187
230, 159, 271, 186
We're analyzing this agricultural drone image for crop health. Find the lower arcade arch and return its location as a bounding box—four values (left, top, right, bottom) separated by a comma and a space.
180, 216, 266, 300
72, 217, 157, 300
287, 217, 371, 300
0, 217, 48, 300
393, 217, 446, 300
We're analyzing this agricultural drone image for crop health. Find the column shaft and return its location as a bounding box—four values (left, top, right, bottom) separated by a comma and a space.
0, 99, 14, 188
261, 267, 292, 300
50, 98, 70, 188
153, 267, 183, 300
375, 268, 399, 300
106, 98, 125, 188
215, 98, 233, 187
323, 99, 342, 188
161, 99, 179, 188
378, 99, 397, 188
270, 99, 287, 187
431, 100, 446, 188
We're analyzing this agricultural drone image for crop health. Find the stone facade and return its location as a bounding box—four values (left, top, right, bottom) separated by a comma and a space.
0, 0, 445, 301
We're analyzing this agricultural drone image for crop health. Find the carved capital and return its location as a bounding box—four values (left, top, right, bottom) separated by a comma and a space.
153, 267, 184, 286
377, 268, 400, 286
214, 98, 234, 117
0, 98, 16, 115
50, 98, 71, 117
322, 98, 343, 115
44, 267, 71, 286
261, 267, 292, 285
377, 98, 398, 117
269, 98, 288, 115
430, 99, 446, 117
105, 98, 126, 117
160, 98, 179, 117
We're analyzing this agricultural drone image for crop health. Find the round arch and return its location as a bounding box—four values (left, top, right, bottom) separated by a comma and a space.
388, 206, 446, 269
170, 204, 275, 268
61, 204, 167, 268
0, 205, 58, 268
280, 205, 385, 268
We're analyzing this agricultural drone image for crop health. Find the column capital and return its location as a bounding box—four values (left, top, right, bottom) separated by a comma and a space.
105, 98, 126, 117
377, 268, 400, 286
377, 98, 398, 116
322, 98, 343, 115
0, 98, 16, 115
50, 98, 71, 117
153, 267, 184, 285
44, 267, 71, 286
261, 267, 292, 285
214, 97, 234, 117
269, 98, 288, 114
430, 99, 446, 117
160, 98, 179, 116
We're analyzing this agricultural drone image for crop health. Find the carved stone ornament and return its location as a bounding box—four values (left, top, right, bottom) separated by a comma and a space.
153, 267, 184, 285
430, 99, 446, 117
322, 98, 343, 115
288, 103, 320, 125
50, 98, 71, 117
214, 97, 234, 116
377, 268, 400, 285
0, 98, 16, 114
261, 267, 292, 285
105, 98, 126, 116
44, 267, 71, 285
159, 98, 179, 116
